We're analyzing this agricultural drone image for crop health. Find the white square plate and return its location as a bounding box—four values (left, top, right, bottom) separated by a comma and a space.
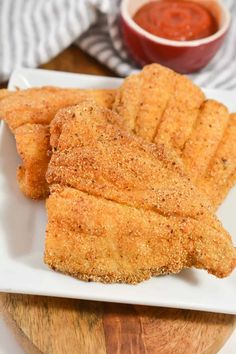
0, 68, 235, 314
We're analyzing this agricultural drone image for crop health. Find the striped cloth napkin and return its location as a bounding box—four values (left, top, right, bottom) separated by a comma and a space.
0, 0, 235, 89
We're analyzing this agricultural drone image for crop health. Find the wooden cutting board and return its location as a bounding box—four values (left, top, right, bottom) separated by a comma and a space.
0, 47, 235, 354
1, 293, 235, 354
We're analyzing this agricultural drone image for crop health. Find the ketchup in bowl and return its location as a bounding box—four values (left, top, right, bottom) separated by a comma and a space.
133, 0, 218, 41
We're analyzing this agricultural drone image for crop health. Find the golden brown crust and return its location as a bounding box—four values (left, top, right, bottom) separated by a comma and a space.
45, 103, 235, 284
44, 187, 186, 284
0, 86, 116, 131
114, 65, 177, 141
45, 186, 235, 284
113, 64, 235, 209
113, 74, 141, 131
199, 114, 236, 207
48, 105, 214, 223
15, 124, 51, 199
0, 89, 13, 102
0, 87, 116, 199
134, 65, 176, 141
182, 100, 229, 181
154, 73, 205, 151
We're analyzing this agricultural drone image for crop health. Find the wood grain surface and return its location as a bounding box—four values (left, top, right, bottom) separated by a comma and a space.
1, 294, 235, 354
0, 45, 235, 354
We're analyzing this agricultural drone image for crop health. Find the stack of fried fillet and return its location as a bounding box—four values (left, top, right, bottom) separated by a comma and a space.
45, 103, 235, 283
113, 65, 236, 209
0, 64, 235, 284
0, 87, 115, 198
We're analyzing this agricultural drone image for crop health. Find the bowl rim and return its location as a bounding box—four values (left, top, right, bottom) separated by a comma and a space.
120, 0, 231, 47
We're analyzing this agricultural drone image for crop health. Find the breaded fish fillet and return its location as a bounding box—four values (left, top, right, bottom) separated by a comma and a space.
15, 124, 51, 198
0, 86, 116, 131
0, 89, 13, 101
182, 100, 229, 181
199, 114, 236, 206
45, 103, 236, 284
113, 64, 235, 208
113, 64, 205, 146
0, 87, 116, 199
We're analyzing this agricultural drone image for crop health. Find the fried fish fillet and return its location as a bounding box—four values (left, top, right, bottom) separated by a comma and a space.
15, 124, 51, 198
0, 86, 116, 131
45, 103, 236, 284
0, 87, 116, 198
199, 114, 236, 206
113, 64, 236, 208
0, 89, 13, 101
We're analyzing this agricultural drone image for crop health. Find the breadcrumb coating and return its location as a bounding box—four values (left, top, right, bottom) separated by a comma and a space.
199, 114, 236, 207
113, 64, 236, 208
15, 124, 51, 199
45, 103, 236, 284
0, 87, 116, 199
0, 86, 116, 131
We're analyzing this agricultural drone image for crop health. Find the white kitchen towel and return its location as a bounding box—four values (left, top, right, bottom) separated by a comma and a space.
0, 0, 235, 89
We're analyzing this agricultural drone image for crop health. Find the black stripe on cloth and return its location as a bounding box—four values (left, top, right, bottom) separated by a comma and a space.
78, 34, 109, 49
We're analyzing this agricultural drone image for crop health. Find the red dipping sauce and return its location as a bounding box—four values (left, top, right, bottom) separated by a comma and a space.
133, 0, 218, 41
